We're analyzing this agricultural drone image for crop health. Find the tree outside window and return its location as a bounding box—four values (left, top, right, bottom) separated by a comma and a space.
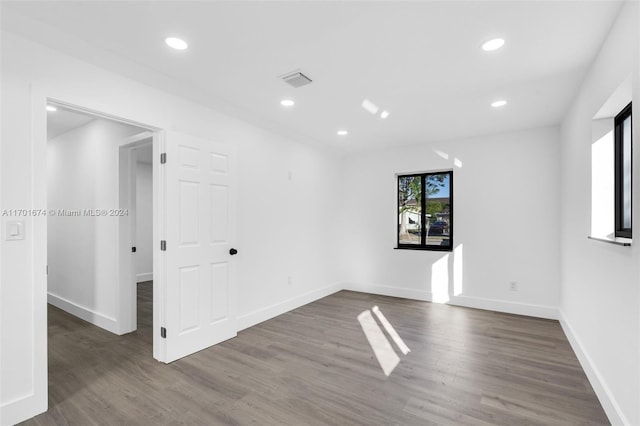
397, 171, 452, 251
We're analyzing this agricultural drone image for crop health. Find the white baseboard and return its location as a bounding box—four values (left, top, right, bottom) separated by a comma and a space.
341, 283, 558, 320
0, 391, 47, 426
450, 294, 559, 319
136, 273, 153, 283
237, 283, 342, 331
343, 282, 431, 302
47, 292, 120, 335
559, 311, 626, 426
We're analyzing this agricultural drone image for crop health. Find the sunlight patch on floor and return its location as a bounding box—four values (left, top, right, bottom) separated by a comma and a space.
358, 306, 411, 376
372, 305, 410, 355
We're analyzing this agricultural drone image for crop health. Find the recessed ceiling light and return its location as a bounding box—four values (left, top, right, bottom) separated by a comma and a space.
482, 38, 505, 52
46, 105, 57, 112
380, 110, 390, 119
337, 130, 348, 136
361, 99, 379, 115
165, 37, 188, 50
280, 99, 295, 107
491, 100, 507, 108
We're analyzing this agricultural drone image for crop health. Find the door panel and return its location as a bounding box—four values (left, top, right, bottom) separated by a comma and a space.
211, 185, 229, 243
163, 132, 236, 362
210, 262, 229, 323
179, 181, 200, 245
179, 266, 200, 333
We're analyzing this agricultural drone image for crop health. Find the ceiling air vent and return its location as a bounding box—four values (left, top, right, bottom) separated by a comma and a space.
280, 71, 312, 88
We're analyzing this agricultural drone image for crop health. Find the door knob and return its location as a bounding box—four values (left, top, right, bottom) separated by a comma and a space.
229, 248, 238, 255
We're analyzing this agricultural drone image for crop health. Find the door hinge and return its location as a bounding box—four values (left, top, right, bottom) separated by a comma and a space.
160, 153, 167, 164
46, 265, 49, 275
131, 246, 137, 253
160, 240, 166, 251
161, 327, 167, 338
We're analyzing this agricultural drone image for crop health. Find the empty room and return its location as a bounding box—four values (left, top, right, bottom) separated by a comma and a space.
0, 1, 638, 425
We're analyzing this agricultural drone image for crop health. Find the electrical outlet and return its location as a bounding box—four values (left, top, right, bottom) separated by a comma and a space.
288, 276, 293, 286
509, 281, 518, 291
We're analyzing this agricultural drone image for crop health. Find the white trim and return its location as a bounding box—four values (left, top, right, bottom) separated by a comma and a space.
343, 282, 431, 302
237, 281, 557, 335
237, 283, 342, 331
38, 87, 166, 363
136, 273, 153, 282
341, 283, 559, 320
47, 292, 121, 335
0, 392, 46, 426
118, 141, 137, 335
27, 84, 49, 426
123, 131, 154, 145
559, 311, 626, 426
117, 136, 156, 336
450, 295, 558, 320
153, 131, 166, 362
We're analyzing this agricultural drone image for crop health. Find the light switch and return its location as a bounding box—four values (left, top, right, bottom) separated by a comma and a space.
6, 220, 24, 241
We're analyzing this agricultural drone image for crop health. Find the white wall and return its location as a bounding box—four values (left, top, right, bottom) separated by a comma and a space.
47, 119, 143, 334
2, 5, 636, 425
559, 2, 640, 425
234, 131, 344, 328
341, 126, 561, 318
0, 31, 343, 425
590, 118, 615, 239
1, 34, 47, 425
135, 160, 153, 282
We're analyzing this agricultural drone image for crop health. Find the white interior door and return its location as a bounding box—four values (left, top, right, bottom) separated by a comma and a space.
162, 131, 237, 362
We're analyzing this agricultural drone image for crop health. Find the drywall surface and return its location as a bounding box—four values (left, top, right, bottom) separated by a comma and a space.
0, 31, 343, 424
341, 126, 561, 317
47, 119, 142, 332
559, 2, 639, 424
135, 160, 153, 281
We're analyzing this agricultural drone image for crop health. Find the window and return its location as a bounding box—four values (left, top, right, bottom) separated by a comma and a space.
615, 102, 632, 238
397, 171, 452, 251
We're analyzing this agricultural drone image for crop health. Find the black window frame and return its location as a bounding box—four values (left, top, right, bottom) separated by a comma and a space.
614, 102, 632, 239
396, 170, 453, 252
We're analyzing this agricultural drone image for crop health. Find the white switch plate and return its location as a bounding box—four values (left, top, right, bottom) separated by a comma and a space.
6, 220, 25, 241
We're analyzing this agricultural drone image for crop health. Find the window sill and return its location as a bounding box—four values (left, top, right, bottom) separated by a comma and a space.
587, 236, 632, 246
395, 246, 453, 252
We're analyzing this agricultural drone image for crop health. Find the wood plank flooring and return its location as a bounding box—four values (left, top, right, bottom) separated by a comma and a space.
22, 283, 609, 425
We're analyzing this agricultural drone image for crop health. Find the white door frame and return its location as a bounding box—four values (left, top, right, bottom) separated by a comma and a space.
31, 86, 171, 389
41, 100, 165, 345
118, 133, 154, 334
38, 99, 166, 358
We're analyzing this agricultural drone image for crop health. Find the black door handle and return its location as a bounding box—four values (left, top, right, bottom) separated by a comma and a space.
229, 248, 238, 255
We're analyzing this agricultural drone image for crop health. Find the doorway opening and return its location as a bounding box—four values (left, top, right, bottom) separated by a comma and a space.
46, 103, 157, 357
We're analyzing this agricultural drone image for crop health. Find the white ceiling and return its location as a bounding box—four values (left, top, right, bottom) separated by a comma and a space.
47, 107, 96, 140
47, 105, 149, 141
3, 1, 623, 152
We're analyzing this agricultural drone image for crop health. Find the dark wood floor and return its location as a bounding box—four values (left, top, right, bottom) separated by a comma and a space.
23, 283, 609, 425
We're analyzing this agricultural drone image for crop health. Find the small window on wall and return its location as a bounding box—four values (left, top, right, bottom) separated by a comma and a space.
615, 102, 632, 238
397, 171, 452, 251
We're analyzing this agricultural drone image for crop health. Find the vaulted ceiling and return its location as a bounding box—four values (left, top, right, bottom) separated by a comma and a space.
2, 1, 623, 152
